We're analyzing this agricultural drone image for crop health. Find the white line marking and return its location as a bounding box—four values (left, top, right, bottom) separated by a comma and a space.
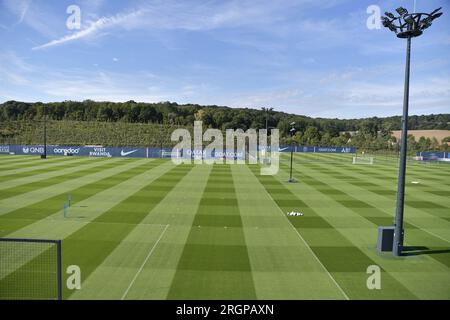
121, 224, 169, 300
254, 171, 350, 300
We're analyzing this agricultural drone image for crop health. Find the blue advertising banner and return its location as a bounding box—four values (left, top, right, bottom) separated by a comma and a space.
8, 145, 147, 158
417, 151, 447, 160
11, 145, 46, 155
0, 145, 10, 154
83, 146, 146, 158
159, 148, 246, 160
278, 146, 356, 153
2, 145, 357, 159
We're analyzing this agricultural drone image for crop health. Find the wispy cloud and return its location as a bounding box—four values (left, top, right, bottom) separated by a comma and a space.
3, 0, 31, 25
32, 8, 146, 50
2, 0, 449, 118
0, 51, 34, 87
2, 0, 59, 38
31, 0, 310, 50
1, 47, 449, 119
16, 0, 30, 25
0, 50, 206, 103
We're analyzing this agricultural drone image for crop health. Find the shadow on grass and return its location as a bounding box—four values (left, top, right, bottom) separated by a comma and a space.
402, 246, 450, 256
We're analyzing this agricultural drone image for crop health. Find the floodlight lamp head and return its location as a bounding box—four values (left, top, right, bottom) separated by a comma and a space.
381, 16, 390, 26
404, 15, 415, 25
431, 12, 443, 20
430, 7, 442, 16
419, 20, 432, 30
396, 7, 408, 16
382, 6, 442, 38
388, 24, 397, 32
423, 16, 433, 24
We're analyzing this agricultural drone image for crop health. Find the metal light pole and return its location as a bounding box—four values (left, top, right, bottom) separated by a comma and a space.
288, 122, 296, 183
263, 108, 273, 165
42, 105, 47, 159
265, 108, 268, 132
393, 35, 410, 256
381, 7, 443, 256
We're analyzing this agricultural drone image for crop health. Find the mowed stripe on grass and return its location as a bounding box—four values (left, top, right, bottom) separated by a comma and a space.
302, 158, 449, 229
1, 155, 449, 300
293, 155, 450, 232
168, 165, 257, 299
71, 165, 212, 299
0, 160, 183, 299
279, 159, 450, 298
0, 159, 161, 237
2, 161, 188, 289
292, 157, 450, 262
0, 160, 168, 293
0, 158, 112, 198
0, 155, 62, 169
0, 158, 130, 216
62, 164, 193, 299
249, 165, 417, 299
0, 156, 91, 179
232, 164, 347, 299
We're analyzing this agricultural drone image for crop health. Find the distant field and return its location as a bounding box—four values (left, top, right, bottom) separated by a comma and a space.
391, 130, 450, 143
0, 153, 449, 299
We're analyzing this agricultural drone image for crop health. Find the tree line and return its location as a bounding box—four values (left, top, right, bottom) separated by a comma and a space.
0, 100, 449, 151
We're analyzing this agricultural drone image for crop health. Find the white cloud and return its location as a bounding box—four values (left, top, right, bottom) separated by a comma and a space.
2, 1, 449, 118
0, 51, 191, 103
0, 52, 33, 93
32, 9, 146, 50
30, 1, 311, 50
2, 0, 57, 37
3, 0, 31, 25
1, 49, 448, 118
218, 63, 450, 118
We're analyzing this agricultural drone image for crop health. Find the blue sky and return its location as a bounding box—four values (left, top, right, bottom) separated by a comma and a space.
0, 0, 449, 119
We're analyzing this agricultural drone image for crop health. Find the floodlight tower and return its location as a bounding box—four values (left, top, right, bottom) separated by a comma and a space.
381, 6, 443, 256
288, 122, 296, 183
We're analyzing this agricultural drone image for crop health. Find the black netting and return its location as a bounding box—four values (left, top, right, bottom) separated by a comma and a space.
0, 239, 60, 300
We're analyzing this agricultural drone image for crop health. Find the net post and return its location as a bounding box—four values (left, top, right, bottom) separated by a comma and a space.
56, 240, 62, 300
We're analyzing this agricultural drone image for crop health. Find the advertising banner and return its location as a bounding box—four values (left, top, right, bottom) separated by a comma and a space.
279, 146, 356, 153
3, 145, 357, 159
0, 145, 10, 154
8, 145, 146, 158
417, 151, 447, 160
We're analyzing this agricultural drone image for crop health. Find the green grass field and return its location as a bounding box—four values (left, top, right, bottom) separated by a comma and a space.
0, 153, 449, 300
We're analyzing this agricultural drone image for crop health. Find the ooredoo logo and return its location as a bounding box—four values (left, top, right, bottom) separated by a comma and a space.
53, 147, 80, 154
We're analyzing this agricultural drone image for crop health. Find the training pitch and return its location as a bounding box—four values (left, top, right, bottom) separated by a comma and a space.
0, 153, 449, 299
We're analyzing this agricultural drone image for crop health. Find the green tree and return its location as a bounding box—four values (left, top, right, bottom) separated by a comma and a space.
303, 126, 321, 145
